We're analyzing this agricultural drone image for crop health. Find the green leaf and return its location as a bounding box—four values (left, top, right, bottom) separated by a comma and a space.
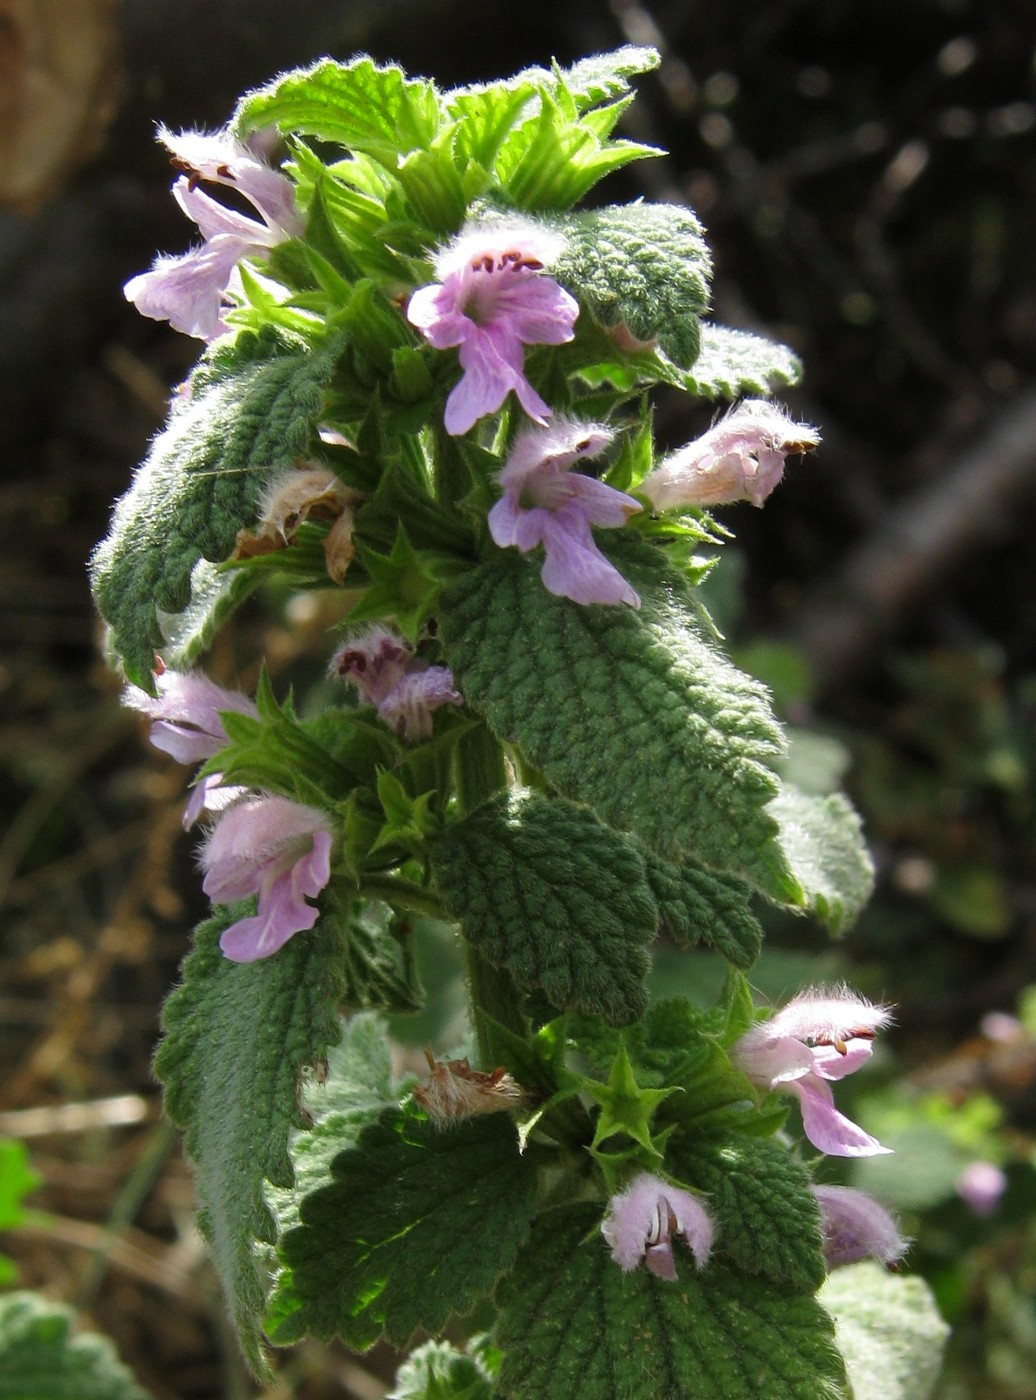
820, 1264, 949, 1400
153, 907, 345, 1375
389, 1337, 496, 1400
494, 91, 659, 210
90, 330, 342, 689
275, 1104, 538, 1350
432, 790, 655, 1025
158, 560, 258, 670
334, 894, 424, 1013
440, 536, 793, 899
234, 57, 441, 168
0, 1141, 39, 1285
680, 324, 802, 399
275, 1012, 397, 1230
770, 786, 875, 933
0, 1292, 152, 1400
494, 1204, 849, 1400
644, 853, 762, 970
672, 1136, 826, 1292
555, 205, 711, 368
540, 47, 661, 110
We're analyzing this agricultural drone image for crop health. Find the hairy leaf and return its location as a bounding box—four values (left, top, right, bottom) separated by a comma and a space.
770, 786, 875, 933
433, 790, 655, 1025
681, 324, 802, 399
821, 1263, 949, 1400
90, 329, 342, 689
555, 205, 711, 369
644, 853, 762, 969
234, 57, 441, 166
673, 1136, 826, 1292
154, 908, 345, 1375
0, 1292, 151, 1400
275, 1105, 537, 1350
441, 536, 794, 898
158, 560, 258, 671
494, 1204, 849, 1400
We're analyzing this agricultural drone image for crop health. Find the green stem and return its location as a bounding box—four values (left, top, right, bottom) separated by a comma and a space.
358, 875, 445, 919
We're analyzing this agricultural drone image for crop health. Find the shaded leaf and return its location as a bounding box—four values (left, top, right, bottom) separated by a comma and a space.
644, 853, 762, 969
441, 536, 794, 898
494, 1204, 849, 1400
433, 790, 655, 1025
154, 908, 345, 1374
275, 1105, 537, 1350
90, 329, 342, 688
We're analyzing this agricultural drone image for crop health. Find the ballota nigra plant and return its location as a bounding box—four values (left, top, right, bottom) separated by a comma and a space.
89, 45, 951, 1400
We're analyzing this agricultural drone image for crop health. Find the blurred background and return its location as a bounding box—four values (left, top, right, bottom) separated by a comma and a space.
2, 0, 1036, 1395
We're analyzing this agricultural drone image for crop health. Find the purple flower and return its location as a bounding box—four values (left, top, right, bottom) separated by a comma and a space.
407, 219, 579, 436
955, 1161, 1007, 1217
124, 126, 302, 340
812, 1181, 901, 1271
731, 986, 893, 1158
487, 420, 642, 608
812, 1185, 907, 1268
123, 668, 257, 827
639, 400, 820, 512
200, 794, 333, 962
601, 1172, 713, 1281
332, 626, 463, 740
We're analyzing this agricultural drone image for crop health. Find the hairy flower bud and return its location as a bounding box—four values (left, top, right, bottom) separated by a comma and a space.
812, 1185, 907, 1268
640, 400, 819, 511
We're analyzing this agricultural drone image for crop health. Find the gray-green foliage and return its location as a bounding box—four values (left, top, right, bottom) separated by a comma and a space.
771, 786, 875, 934
432, 790, 656, 1024
274, 1105, 539, 1350
0, 1293, 152, 1400
153, 908, 345, 1375
681, 325, 802, 398
441, 535, 795, 899
554, 204, 711, 368
494, 1204, 849, 1400
820, 1264, 950, 1400
90, 329, 342, 689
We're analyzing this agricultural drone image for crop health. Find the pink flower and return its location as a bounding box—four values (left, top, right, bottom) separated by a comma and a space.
812, 1185, 907, 1268
200, 794, 332, 962
123, 668, 257, 827
639, 400, 820, 511
487, 420, 642, 608
125, 127, 302, 340
731, 987, 892, 1158
955, 1161, 1007, 1217
601, 1172, 713, 1281
332, 626, 463, 740
407, 219, 578, 436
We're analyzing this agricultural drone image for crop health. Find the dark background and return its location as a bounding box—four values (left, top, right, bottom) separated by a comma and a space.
3, 1, 1036, 1395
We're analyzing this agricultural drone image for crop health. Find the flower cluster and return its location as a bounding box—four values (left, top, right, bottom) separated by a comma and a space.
125, 670, 331, 963
331, 626, 462, 740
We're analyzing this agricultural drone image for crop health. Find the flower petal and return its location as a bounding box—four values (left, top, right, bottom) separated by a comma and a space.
790, 1075, 891, 1158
